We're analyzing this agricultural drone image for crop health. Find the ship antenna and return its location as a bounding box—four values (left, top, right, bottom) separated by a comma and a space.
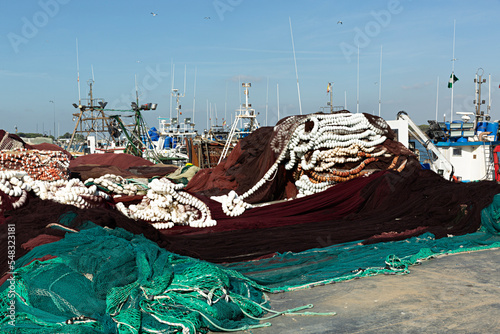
450, 19, 457, 122
266, 76, 269, 126
289, 17, 302, 115
76, 38, 81, 105
357, 44, 359, 114
135, 74, 139, 105
193, 66, 197, 125
435, 76, 440, 121
170, 60, 174, 120
183, 64, 187, 97
277, 83, 280, 121
378, 45, 382, 117
488, 73, 491, 115
224, 81, 228, 127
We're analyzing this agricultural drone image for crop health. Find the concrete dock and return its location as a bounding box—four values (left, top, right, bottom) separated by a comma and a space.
227, 248, 500, 334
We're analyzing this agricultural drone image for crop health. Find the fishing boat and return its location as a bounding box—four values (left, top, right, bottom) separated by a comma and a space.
388, 69, 500, 182
184, 82, 261, 168
146, 88, 199, 166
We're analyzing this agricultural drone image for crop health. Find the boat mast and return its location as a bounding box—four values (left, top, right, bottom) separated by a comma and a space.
488, 73, 491, 116
266, 76, 269, 125
450, 20, 457, 122
172, 88, 185, 126
135, 74, 139, 106
474, 68, 485, 122
277, 83, 280, 121
76, 38, 81, 106
378, 45, 382, 117
170, 61, 174, 120
289, 17, 302, 115
193, 66, 197, 125
218, 83, 259, 164
435, 76, 439, 121
328, 82, 333, 113
356, 44, 360, 114
224, 81, 228, 128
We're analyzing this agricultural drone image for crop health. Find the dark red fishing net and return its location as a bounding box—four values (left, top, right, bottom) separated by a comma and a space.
1, 112, 500, 274
3, 162, 500, 274
186, 112, 415, 204
68, 153, 177, 181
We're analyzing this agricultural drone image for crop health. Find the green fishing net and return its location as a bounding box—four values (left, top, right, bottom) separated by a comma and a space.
2, 194, 500, 333
223, 193, 500, 292
0, 226, 270, 333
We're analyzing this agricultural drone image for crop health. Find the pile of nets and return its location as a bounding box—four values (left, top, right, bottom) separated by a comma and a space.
3, 163, 499, 267
186, 112, 416, 217
2, 191, 500, 333
223, 191, 500, 291
2, 110, 500, 332
0, 170, 111, 214
0, 222, 322, 333
0, 148, 70, 181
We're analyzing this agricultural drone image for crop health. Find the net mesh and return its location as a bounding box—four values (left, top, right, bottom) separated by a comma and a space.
222, 193, 500, 292
2, 194, 500, 332
185, 112, 415, 202
0, 226, 269, 333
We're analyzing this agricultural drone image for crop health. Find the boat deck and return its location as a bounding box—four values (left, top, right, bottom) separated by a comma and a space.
215, 248, 500, 333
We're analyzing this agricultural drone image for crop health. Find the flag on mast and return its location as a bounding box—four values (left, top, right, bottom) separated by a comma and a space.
327, 82, 331, 93
448, 72, 458, 88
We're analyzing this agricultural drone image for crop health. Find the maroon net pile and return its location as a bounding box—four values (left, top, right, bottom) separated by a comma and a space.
69, 153, 177, 181
1, 112, 500, 271
2, 160, 500, 272
0, 131, 25, 151
186, 112, 416, 203
0, 149, 71, 181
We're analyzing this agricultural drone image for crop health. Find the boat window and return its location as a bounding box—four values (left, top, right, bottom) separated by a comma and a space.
453, 148, 462, 156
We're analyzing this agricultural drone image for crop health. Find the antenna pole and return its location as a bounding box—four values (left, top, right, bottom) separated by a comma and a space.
435, 76, 439, 121
193, 66, 197, 125
289, 17, 302, 115
266, 77, 269, 126
224, 81, 228, 127
356, 44, 360, 113
378, 45, 382, 117
183, 64, 187, 96
488, 73, 491, 115
76, 38, 81, 105
238, 75, 241, 110
450, 19, 456, 122
170, 61, 174, 120
277, 83, 280, 121
135, 74, 139, 105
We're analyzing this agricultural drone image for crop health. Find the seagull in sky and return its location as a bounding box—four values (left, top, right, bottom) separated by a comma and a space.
151, 12, 158, 17
204, 16, 211, 19
337, 20, 342, 24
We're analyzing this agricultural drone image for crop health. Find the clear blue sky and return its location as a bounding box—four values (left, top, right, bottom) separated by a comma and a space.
1, 0, 499, 136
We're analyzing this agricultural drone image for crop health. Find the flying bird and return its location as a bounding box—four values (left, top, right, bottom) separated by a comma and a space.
204, 16, 211, 19
337, 20, 342, 24
151, 12, 158, 16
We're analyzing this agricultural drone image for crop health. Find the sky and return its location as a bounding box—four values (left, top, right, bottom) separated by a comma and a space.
1, 0, 500, 137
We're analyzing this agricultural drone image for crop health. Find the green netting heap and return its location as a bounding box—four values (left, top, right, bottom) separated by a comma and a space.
223, 192, 500, 292
3, 194, 500, 333
0, 224, 278, 333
